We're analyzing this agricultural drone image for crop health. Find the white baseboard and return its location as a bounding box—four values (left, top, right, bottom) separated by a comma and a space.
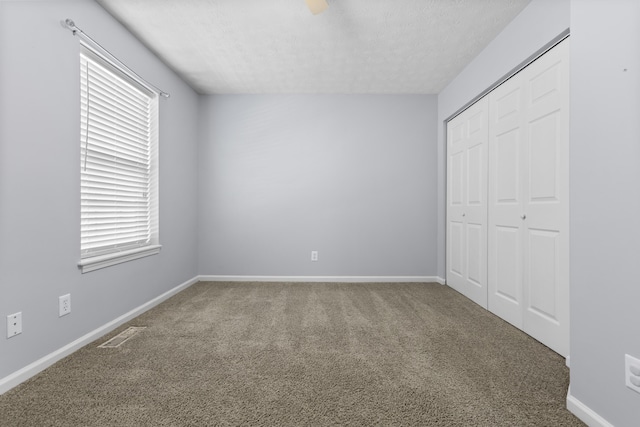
0, 275, 199, 395
436, 276, 446, 285
566, 387, 614, 427
198, 275, 442, 283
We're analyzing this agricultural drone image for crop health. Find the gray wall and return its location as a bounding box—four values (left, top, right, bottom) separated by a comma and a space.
0, 0, 199, 380
198, 95, 438, 277
570, 1, 640, 425
436, 0, 570, 278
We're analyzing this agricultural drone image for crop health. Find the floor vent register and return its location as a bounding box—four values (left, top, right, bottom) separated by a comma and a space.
98, 326, 147, 348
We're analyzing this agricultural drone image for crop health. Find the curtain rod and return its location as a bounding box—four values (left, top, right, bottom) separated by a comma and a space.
61, 18, 170, 99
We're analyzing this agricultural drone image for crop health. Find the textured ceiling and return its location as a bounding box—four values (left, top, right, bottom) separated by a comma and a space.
96, 0, 531, 94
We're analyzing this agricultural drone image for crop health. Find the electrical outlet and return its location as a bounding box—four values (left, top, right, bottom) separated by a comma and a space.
626, 354, 640, 394
59, 294, 71, 317
6, 312, 22, 338
311, 251, 318, 262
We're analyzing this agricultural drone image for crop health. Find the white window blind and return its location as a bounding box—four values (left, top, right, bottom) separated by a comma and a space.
80, 46, 159, 265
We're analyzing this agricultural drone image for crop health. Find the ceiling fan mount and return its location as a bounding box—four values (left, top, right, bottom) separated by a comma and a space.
305, 0, 329, 15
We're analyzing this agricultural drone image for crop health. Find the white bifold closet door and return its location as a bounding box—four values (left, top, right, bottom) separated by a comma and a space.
488, 39, 569, 356
446, 97, 489, 309
446, 39, 569, 357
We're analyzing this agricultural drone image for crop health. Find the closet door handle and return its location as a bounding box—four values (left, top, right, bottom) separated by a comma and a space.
521, 214, 527, 220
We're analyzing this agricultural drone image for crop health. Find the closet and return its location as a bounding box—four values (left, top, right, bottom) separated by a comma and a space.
446, 38, 569, 357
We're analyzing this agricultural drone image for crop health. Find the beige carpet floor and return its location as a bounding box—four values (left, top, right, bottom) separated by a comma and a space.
0, 281, 583, 426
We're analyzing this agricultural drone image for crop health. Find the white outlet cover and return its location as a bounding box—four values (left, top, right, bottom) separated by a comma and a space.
59, 294, 71, 317
625, 354, 640, 394
6, 312, 22, 338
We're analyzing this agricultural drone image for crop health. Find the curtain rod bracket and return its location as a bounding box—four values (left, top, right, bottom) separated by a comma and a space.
61, 19, 78, 35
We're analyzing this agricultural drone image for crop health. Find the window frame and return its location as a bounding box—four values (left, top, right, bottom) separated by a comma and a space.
78, 43, 160, 273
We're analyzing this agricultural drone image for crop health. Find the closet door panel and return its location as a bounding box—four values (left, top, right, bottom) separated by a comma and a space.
450, 151, 465, 206
488, 72, 525, 328
529, 114, 560, 202
466, 223, 483, 287
464, 99, 489, 306
447, 117, 467, 293
495, 225, 520, 303
449, 221, 464, 278
467, 144, 483, 205
527, 229, 560, 319
522, 39, 570, 356
446, 97, 488, 308
495, 129, 521, 203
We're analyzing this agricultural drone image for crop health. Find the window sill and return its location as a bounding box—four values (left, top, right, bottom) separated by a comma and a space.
78, 245, 162, 273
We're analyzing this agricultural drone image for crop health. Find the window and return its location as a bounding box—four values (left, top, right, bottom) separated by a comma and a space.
78, 45, 160, 273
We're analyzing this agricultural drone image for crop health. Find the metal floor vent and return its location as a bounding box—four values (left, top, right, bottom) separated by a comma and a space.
98, 326, 146, 348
